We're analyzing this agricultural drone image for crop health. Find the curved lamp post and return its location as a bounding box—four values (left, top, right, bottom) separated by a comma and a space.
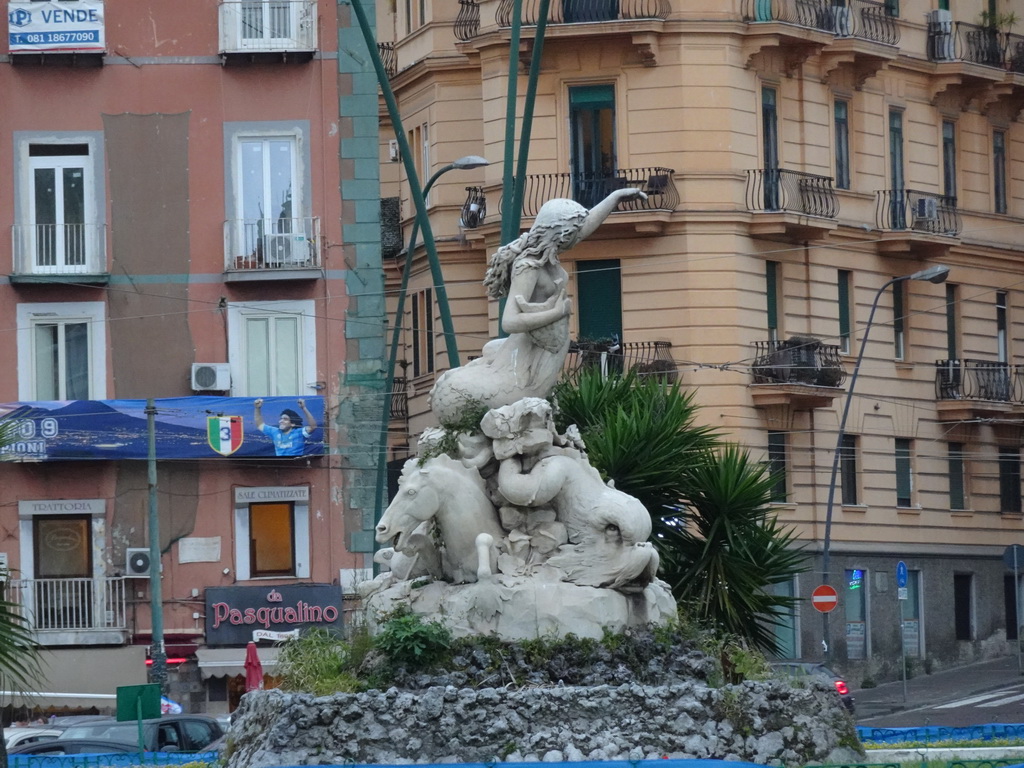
372, 155, 490, 564
821, 264, 950, 659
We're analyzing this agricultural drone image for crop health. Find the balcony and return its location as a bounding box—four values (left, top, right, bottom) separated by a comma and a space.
455, 0, 481, 41
378, 42, 397, 78
741, 0, 835, 74
495, 0, 668, 25
750, 336, 846, 409
745, 169, 839, 240
935, 358, 1024, 421
820, 0, 900, 86
218, 0, 317, 63
10, 223, 109, 284
390, 376, 409, 421
6, 577, 130, 646
498, 168, 677, 233
926, 18, 1013, 107
564, 339, 678, 382
484, 0, 668, 63
874, 189, 961, 257
223, 217, 323, 282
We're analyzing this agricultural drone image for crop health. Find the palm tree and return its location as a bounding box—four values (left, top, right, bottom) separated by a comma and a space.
0, 418, 44, 768
553, 369, 807, 654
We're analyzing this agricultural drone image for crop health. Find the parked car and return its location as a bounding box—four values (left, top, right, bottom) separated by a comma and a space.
3, 727, 62, 750
770, 661, 856, 713
57, 714, 223, 752
9, 738, 140, 756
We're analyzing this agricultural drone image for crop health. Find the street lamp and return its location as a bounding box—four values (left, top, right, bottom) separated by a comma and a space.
820, 264, 950, 659
371, 155, 490, 565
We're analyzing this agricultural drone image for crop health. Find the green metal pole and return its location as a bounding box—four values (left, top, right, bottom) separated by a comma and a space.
500, 0, 524, 249
345, 0, 460, 370
510, 0, 550, 228
371, 164, 457, 555
145, 399, 166, 692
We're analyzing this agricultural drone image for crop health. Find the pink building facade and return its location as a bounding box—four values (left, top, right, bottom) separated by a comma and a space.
0, 0, 378, 715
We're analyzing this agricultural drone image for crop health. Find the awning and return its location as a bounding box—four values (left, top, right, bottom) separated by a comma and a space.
196, 647, 280, 679
2, 646, 147, 709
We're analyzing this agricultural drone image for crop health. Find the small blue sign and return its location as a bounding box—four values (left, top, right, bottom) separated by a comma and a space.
896, 560, 908, 588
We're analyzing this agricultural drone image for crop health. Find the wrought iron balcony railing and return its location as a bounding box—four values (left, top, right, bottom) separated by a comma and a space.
378, 42, 397, 78
745, 169, 839, 218
1006, 32, 1024, 73
390, 376, 409, 420
455, 0, 481, 41
875, 189, 961, 236
751, 336, 847, 387
744, 0, 898, 43
564, 339, 678, 381
495, 0, 669, 27
741, 0, 833, 32
11, 223, 107, 275
461, 187, 487, 229
500, 168, 678, 218
224, 217, 321, 271
850, 0, 899, 45
935, 359, 1021, 403
927, 20, 1006, 67
6, 577, 128, 633
218, 0, 318, 54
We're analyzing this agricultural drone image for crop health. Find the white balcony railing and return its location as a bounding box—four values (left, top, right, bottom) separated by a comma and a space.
218, 0, 318, 54
11, 223, 107, 276
5, 577, 128, 634
224, 216, 321, 271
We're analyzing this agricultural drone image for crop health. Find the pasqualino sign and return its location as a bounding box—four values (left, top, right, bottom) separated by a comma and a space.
7, 0, 105, 53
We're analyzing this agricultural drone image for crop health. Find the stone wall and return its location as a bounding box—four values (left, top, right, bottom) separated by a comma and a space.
225, 680, 864, 767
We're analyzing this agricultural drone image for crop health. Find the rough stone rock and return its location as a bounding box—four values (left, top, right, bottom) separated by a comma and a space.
224, 678, 863, 768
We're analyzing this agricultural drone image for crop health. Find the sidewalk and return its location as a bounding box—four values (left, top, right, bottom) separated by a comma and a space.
852, 654, 1024, 720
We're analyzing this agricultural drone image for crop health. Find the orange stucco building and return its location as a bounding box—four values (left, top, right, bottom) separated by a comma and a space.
379, 0, 1024, 682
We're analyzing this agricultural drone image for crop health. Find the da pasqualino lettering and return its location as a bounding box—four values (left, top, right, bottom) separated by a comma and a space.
211, 599, 338, 630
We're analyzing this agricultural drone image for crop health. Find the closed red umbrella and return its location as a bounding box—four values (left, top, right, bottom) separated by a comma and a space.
243, 641, 264, 692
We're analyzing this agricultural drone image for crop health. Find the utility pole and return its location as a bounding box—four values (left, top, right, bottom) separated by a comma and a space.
145, 399, 167, 691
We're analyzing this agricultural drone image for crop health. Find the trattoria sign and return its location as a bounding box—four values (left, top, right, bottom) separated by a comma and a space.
205, 584, 342, 646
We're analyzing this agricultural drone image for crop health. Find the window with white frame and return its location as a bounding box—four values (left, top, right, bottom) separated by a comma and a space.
236, 0, 304, 48
233, 486, 310, 580
225, 123, 312, 267
17, 302, 107, 400
14, 134, 105, 275
227, 300, 317, 397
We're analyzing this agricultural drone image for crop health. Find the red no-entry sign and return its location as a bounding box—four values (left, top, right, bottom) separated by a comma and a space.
811, 584, 839, 613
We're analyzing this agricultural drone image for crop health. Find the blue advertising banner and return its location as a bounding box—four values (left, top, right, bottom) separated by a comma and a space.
0, 397, 325, 461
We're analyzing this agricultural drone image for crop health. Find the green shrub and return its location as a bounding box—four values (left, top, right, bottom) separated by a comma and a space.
374, 606, 452, 668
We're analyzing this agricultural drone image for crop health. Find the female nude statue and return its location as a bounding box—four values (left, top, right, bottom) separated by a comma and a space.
429, 187, 646, 425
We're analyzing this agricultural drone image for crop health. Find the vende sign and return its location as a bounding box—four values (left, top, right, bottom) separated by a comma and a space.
8, 0, 105, 53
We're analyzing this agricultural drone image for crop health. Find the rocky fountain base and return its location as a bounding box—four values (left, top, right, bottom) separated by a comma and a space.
224, 631, 864, 768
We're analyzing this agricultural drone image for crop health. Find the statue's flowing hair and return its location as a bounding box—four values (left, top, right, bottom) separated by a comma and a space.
483, 201, 588, 300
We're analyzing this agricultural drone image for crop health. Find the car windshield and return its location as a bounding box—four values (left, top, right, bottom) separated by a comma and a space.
61, 723, 144, 743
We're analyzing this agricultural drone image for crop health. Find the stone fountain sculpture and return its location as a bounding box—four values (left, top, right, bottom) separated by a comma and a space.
362, 187, 677, 640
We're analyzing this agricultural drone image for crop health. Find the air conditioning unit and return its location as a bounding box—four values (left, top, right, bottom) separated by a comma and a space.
913, 197, 939, 221
191, 363, 231, 392
126, 548, 152, 578
262, 233, 307, 265
928, 9, 955, 61
830, 5, 853, 36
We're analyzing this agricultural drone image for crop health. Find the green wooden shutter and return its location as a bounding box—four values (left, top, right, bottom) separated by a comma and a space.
948, 442, 965, 510
895, 438, 912, 507
576, 259, 622, 342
